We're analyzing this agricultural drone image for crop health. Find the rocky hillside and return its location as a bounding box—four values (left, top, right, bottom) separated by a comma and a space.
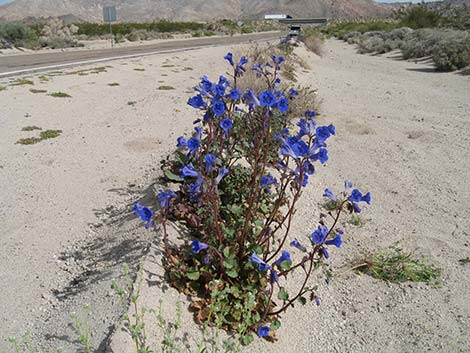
0, 0, 389, 22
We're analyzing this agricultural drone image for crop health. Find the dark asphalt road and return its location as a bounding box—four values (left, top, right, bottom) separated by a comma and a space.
0, 32, 281, 76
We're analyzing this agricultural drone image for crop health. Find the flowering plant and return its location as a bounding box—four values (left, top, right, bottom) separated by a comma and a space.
134, 52, 370, 344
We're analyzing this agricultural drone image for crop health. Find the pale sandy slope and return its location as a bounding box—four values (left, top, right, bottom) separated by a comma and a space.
0, 39, 469, 353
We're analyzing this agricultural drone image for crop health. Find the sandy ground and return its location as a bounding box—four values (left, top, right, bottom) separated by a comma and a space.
1, 39, 469, 352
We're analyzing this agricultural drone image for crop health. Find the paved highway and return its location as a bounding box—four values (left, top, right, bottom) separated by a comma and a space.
0, 32, 281, 77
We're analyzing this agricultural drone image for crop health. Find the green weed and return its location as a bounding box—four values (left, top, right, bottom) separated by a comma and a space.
348, 214, 365, 226
30, 88, 47, 94
10, 78, 34, 86
134, 68, 145, 72
353, 246, 440, 285
161, 64, 175, 68
71, 307, 92, 353
40, 129, 62, 139
21, 126, 42, 131
108, 82, 120, 86
49, 92, 71, 98
158, 85, 175, 90
16, 137, 42, 145
128, 101, 137, 106
0, 85, 6, 91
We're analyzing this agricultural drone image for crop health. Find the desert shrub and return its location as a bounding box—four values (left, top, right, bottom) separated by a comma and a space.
134, 53, 371, 344
397, 5, 442, 29
431, 32, 470, 71
77, 21, 204, 37
0, 21, 39, 48
39, 19, 81, 48
324, 20, 399, 39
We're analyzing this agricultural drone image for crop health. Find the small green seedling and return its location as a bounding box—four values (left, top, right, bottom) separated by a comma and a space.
30, 89, 47, 94
40, 130, 62, 139
49, 92, 71, 98
11, 78, 34, 86
21, 126, 42, 131
158, 85, 175, 90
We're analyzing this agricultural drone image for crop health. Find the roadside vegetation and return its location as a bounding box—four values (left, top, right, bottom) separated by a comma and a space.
351, 246, 440, 285
323, 4, 470, 72
0, 19, 282, 50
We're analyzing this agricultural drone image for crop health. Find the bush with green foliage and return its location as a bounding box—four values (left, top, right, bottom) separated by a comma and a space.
0, 21, 39, 49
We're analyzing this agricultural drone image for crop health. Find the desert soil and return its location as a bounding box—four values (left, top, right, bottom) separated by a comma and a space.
0, 39, 469, 353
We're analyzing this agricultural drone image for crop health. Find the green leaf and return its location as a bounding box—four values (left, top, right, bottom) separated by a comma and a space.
226, 269, 239, 278
164, 169, 183, 182
278, 287, 289, 301
241, 334, 254, 346
271, 319, 281, 330
279, 260, 292, 270
223, 247, 233, 258
298, 296, 307, 305
187, 271, 200, 280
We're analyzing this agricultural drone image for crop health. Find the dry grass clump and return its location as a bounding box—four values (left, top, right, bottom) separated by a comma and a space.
300, 29, 325, 56
231, 44, 320, 118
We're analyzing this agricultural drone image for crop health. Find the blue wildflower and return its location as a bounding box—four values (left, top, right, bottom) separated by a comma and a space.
180, 163, 199, 178
215, 167, 229, 184
259, 90, 277, 107
187, 137, 200, 153
314, 295, 321, 306
297, 118, 316, 138
220, 118, 233, 135
224, 52, 234, 66
258, 326, 270, 337
290, 239, 307, 252
302, 160, 315, 175
236, 56, 248, 75
191, 240, 208, 254
305, 110, 317, 117
187, 94, 207, 109
323, 188, 337, 201
133, 203, 154, 228
316, 126, 333, 144
212, 84, 226, 98
260, 174, 277, 187
280, 138, 309, 159
311, 225, 329, 244
212, 100, 225, 116
274, 250, 291, 265
325, 235, 342, 248
157, 189, 177, 209
349, 189, 371, 205
227, 88, 242, 100
321, 247, 330, 259
200, 76, 212, 93
270, 270, 279, 283
289, 88, 299, 96
205, 153, 216, 173
311, 147, 328, 164
243, 89, 260, 107
250, 252, 271, 271
176, 136, 187, 148
277, 97, 289, 114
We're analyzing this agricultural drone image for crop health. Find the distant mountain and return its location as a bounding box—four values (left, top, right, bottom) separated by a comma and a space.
0, 0, 390, 22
